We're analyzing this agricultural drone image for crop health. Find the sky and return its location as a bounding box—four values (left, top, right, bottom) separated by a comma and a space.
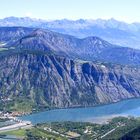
0, 0, 140, 23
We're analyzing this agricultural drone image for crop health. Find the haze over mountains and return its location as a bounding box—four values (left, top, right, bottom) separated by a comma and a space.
1, 17, 140, 49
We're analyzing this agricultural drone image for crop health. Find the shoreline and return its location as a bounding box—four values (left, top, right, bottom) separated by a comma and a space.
0, 97, 139, 132
1, 97, 139, 118
85, 114, 131, 124
0, 114, 135, 133
20, 97, 140, 118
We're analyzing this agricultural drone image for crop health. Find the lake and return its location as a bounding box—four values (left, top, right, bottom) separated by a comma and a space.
20, 98, 140, 124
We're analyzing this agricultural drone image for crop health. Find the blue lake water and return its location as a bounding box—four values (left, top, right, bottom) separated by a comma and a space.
20, 98, 140, 124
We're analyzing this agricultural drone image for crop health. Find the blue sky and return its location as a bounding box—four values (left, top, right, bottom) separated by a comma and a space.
0, 0, 140, 23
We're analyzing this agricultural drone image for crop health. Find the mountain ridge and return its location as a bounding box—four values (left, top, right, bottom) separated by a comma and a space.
6, 27, 140, 66
1, 51, 140, 110
0, 27, 140, 111
1, 17, 140, 49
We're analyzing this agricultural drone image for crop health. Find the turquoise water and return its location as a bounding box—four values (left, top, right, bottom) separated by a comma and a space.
20, 98, 140, 124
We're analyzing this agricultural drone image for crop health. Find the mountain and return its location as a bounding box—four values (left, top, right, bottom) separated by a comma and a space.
0, 27, 34, 47
0, 27, 140, 111
0, 51, 140, 109
8, 28, 140, 66
1, 17, 140, 49
0, 17, 45, 27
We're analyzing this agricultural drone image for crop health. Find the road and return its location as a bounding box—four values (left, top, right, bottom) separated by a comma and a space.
100, 126, 119, 139
0, 122, 32, 133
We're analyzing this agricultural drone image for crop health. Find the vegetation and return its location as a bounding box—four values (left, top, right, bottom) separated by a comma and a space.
1, 127, 67, 140
0, 97, 34, 113
2, 128, 27, 137
2, 117, 140, 140
121, 126, 140, 139
0, 95, 52, 114
26, 128, 66, 140
104, 117, 140, 140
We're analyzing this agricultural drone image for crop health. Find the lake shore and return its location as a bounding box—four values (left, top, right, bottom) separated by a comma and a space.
85, 114, 130, 124
19, 98, 140, 125
12, 97, 140, 118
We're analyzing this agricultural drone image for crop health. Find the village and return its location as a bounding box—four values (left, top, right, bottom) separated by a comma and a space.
0, 110, 32, 133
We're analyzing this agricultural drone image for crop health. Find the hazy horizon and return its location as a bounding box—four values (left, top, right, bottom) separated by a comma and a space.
0, 0, 140, 23
1, 16, 140, 24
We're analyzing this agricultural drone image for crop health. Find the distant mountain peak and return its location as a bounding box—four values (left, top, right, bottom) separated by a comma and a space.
1, 17, 140, 49
31, 29, 51, 36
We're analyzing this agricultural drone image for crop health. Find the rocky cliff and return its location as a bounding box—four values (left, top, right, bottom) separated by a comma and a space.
1, 51, 140, 108
0, 27, 34, 43
0, 27, 140, 110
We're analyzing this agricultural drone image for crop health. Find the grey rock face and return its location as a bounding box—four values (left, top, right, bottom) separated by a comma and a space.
0, 27, 34, 43
1, 52, 140, 108
0, 27, 140, 108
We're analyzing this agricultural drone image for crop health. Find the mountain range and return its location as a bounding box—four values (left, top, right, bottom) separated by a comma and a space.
1, 17, 140, 49
0, 26, 140, 110
1, 27, 140, 66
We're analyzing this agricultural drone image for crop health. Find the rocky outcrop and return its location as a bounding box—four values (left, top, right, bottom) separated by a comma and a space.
11, 29, 140, 66
1, 52, 140, 108
0, 27, 34, 43
1, 27, 140, 66
0, 27, 140, 109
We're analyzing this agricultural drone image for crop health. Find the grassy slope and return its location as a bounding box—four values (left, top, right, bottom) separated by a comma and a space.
2, 129, 27, 137
1, 128, 67, 140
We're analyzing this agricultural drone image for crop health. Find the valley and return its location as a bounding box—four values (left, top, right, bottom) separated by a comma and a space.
0, 20, 140, 140
0, 27, 140, 112
1, 0, 140, 139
